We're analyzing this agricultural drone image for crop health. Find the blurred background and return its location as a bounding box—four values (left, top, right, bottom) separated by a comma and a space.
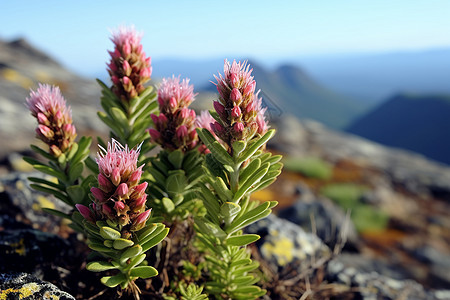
1, 1, 450, 298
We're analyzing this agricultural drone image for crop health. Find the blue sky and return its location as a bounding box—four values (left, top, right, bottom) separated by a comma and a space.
1, 1, 450, 76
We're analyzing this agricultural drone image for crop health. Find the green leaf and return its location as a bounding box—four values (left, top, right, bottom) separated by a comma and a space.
71, 136, 92, 165
220, 202, 241, 225
29, 145, 55, 161
232, 141, 246, 158
85, 156, 98, 174
197, 128, 233, 166
129, 266, 158, 279
86, 261, 117, 272
136, 223, 157, 240
227, 202, 271, 233
28, 176, 63, 190
209, 177, 232, 203
100, 273, 126, 288
42, 208, 71, 219
195, 218, 226, 240
32, 165, 66, 182
162, 197, 175, 213
126, 253, 146, 271
110, 107, 130, 128
104, 240, 113, 247
66, 185, 86, 204
166, 170, 187, 196
239, 158, 261, 184
225, 234, 260, 247
97, 111, 124, 137
65, 142, 78, 161
113, 238, 134, 250
141, 227, 169, 252
238, 129, 275, 164
230, 258, 252, 268
120, 245, 143, 262
88, 242, 115, 253
99, 226, 121, 240
168, 149, 184, 169
232, 163, 269, 203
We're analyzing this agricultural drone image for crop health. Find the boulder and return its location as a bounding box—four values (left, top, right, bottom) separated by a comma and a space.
0, 272, 75, 300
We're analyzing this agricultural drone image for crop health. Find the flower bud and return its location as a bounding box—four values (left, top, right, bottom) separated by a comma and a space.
38, 125, 54, 139
98, 173, 113, 192
231, 88, 242, 104
116, 183, 129, 197
176, 125, 188, 140
230, 73, 239, 88
231, 106, 242, 118
131, 209, 151, 231
111, 168, 121, 186
76, 204, 94, 223
37, 112, 49, 125
148, 128, 161, 141
123, 60, 131, 76
233, 122, 244, 133
213, 101, 226, 117
91, 187, 105, 202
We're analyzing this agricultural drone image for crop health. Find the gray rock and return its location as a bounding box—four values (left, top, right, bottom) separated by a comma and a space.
412, 246, 450, 288
278, 195, 358, 249
245, 214, 330, 271
327, 259, 449, 300
0, 272, 75, 299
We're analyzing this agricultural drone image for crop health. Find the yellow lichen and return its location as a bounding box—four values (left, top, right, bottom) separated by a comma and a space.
0, 282, 41, 300
261, 236, 294, 266
10, 238, 27, 256
44, 291, 60, 299
37, 196, 55, 210
0, 68, 33, 89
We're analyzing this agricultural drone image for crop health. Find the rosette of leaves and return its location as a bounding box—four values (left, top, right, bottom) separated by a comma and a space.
195, 128, 283, 299
144, 148, 205, 222
78, 216, 169, 298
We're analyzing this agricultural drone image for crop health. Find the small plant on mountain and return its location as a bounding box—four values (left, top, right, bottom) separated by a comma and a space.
25, 25, 283, 300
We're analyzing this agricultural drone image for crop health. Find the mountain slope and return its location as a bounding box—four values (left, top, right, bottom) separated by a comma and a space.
347, 94, 450, 164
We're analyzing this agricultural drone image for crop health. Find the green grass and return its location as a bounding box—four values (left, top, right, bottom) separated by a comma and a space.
283, 156, 333, 180
320, 183, 389, 233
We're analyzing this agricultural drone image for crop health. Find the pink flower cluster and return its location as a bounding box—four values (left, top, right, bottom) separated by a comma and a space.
26, 84, 77, 157
212, 60, 269, 146
148, 76, 198, 151
108, 26, 152, 102
77, 140, 150, 235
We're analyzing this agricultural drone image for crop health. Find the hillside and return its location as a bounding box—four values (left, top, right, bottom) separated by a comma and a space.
347, 94, 450, 165
0, 38, 104, 158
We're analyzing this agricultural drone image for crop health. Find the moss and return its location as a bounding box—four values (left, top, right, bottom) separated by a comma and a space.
283, 157, 332, 180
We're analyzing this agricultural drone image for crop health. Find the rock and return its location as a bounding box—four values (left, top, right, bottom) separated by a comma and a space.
0, 228, 72, 274
0, 171, 72, 234
268, 115, 308, 156
0, 272, 75, 299
277, 195, 359, 250
245, 214, 330, 271
412, 245, 450, 288
327, 259, 449, 300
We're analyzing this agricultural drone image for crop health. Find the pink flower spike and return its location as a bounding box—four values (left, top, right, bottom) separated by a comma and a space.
75, 204, 94, 222
116, 183, 129, 197
169, 97, 178, 109
132, 182, 148, 198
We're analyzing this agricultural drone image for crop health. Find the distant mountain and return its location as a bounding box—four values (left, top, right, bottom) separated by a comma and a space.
244, 61, 370, 129
297, 48, 450, 102
346, 94, 450, 165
